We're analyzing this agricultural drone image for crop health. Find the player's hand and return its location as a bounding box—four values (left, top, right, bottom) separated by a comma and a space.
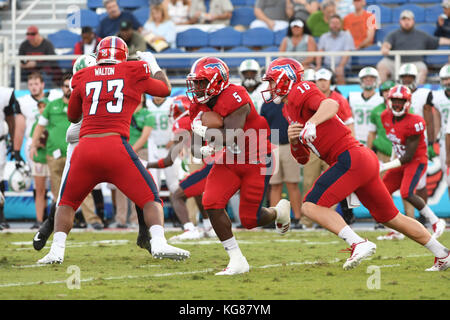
136, 51, 161, 74
192, 113, 208, 138
13, 150, 25, 169
287, 123, 304, 145
299, 121, 317, 144
427, 142, 440, 159
28, 146, 38, 161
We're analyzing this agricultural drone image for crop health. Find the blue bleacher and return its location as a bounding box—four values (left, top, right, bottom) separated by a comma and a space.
416, 23, 436, 35
48, 29, 81, 49
208, 27, 242, 48
176, 28, 208, 49
222, 46, 253, 68
425, 4, 443, 23
242, 27, 274, 47
369, 0, 406, 4
87, 0, 104, 11
158, 48, 191, 69
375, 24, 398, 43
378, 5, 393, 24
118, 0, 148, 9
424, 46, 450, 66
133, 7, 150, 26
230, 7, 256, 27
68, 9, 100, 29
392, 4, 425, 23
352, 44, 382, 67
274, 28, 288, 46
408, 0, 442, 3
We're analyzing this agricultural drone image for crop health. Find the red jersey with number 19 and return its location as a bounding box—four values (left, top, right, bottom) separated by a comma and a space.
69, 60, 170, 140
283, 81, 360, 165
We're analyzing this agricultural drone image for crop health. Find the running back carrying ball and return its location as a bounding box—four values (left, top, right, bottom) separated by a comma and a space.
201, 111, 224, 128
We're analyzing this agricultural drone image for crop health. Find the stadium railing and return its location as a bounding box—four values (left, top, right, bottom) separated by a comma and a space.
3, 49, 449, 89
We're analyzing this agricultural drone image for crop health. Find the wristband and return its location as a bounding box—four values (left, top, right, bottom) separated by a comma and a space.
157, 159, 165, 169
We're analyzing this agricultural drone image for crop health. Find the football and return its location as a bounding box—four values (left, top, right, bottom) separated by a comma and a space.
201, 111, 224, 128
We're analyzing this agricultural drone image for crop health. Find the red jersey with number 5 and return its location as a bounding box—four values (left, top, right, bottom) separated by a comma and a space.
283, 81, 360, 165
69, 60, 170, 140
381, 109, 427, 163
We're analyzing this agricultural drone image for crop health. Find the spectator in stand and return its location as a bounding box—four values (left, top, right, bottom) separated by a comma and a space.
335, 0, 354, 19
18, 25, 60, 85
286, 0, 319, 23
74, 27, 101, 56
117, 20, 147, 59
97, 0, 142, 38
306, 0, 336, 37
316, 14, 355, 84
377, 10, 450, 84
250, 0, 290, 31
435, 0, 450, 38
142, 3, 176, 51
279, 18, 317, 69
165, 0, 191, 25
187, 0, 233, 25
343, 0, 376, 49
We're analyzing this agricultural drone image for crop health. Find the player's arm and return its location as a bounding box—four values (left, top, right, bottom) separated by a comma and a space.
423, 103, 435, 143
29, 124, 46, 159
299, 97, 339, 143
67, 87, 83, 123
380, 134, 420, 172
367, 131, 376, 150
148, 130, 189, 168
136, 51, 171, 97
287, 123, 310, 164
133, 126, 152, 152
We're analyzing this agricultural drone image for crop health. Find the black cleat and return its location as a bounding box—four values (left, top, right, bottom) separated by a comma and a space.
136, 228, 151, 254
0, 222, 10, 229
33, 218, 54, 251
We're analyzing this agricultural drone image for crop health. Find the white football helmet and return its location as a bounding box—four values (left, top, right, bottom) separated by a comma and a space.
239, 59, 261, 88
398, 63, 418, 91
8, 165, 32, 192
72, 53, 97, 75
439, 64, 450, 91
303, 69, 316, 82
358, 67, 379, 91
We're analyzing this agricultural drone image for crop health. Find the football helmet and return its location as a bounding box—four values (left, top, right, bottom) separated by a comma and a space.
439, 64, 450, 91
303, 69, 316, 82
73, 53, 97, 75
387, 85, 412, 117
186, 57, 230, 104
379, 80, 395, 94
261, 58, 304, 104
8, 165, 32, 192
398, 63, 418, 91
239, 59, 261, 88
169, 95, 190, 121
358, 67, 379, 91
96, 36, 128, 65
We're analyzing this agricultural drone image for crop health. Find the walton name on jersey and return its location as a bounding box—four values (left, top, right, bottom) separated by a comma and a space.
94, 67, 115, 76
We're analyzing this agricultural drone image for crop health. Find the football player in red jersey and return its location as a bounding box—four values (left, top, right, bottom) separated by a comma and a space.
262, 57, 450, 271
146, 95, 216, 241
37, 37, 190, 264
187, 57, 292, 275
378, 85, 446, 240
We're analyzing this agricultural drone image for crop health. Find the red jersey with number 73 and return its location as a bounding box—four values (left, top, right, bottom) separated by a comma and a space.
69, 60, 170, 140
381, 109, 428, 163
283, 81, 360, 165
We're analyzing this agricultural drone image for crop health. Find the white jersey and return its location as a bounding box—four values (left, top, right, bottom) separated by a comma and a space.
0, 87, 14, 125
146, 97, 173, 147
17, 94, 40, 139
348, 91, 383, 144
66, 121, 82, 144
410, 87, 431, 118
247, 82, 267, 114
431, 89, 450, 139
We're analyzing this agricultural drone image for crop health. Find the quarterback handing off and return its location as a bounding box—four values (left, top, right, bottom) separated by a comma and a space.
262, 57, 450, 271
37, 37, 189, 264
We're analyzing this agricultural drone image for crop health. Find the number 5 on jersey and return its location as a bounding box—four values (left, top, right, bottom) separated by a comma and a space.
86, 79, 124, 115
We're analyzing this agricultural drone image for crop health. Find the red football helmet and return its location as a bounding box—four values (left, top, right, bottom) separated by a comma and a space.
170, 95, 191, 121
96, 36, 128, 65
387, 85, 412, 117
261, 58, 304, 104
186, 57, 230, 104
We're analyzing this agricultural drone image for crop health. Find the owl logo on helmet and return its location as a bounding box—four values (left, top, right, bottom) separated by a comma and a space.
169, 95, 191, 121
186, 57, 230, 104
261, 58, 304, 104
8, 165, 32, 192
387, 85, 412, 117
72, 53, 97, 75
96, 36, 128, 65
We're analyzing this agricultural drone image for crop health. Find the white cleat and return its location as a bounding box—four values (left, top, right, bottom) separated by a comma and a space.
203, 227, 217, 238
215, 256, 250, 276
376, 231, 405, 241
431, 219, 446, 239
37, 251, 64, 265
343, 240, 377, 270
426, 252, 450, 271
274, 199, 291, 235
169, 228, 203, 241
151, 238, 190, 261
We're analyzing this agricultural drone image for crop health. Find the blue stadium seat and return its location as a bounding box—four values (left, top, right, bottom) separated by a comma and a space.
69, 9, 100, 28
87, 0, 103, 10
274, 28, 288, 46
222, 46, 253, 68
230, 7, 256, 27
48, 30, 81, 49
377, 5, 393, 24
424, 46, 450, 66
352, 45, 382, 67
118, 0, 148, 9
189, 47, 220, 65
58, 49, 75, 70
208, 27, 242, 48
392, 4, 425, 23
133, 7, 150, 26
176, 28, 208, 49
425, 4, 443, 23
375, 24, 398, 43
157, 48, 191, 69
230, 0, 248, 6
373, 0, 407, 4
242, 27, 274, 47
416, 23, 436, 35
408, 0, 441, 3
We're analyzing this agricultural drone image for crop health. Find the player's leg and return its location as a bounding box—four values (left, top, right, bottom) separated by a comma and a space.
32, 175, 47, 226
135, 204, 151, 254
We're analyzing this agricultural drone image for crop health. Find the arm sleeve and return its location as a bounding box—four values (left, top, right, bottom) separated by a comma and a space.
137, 77, 170, 97
290, 142, 310, 165
214, 86, 251, 118
4, 90, 16, 117
406, 117, 426, 137
301, 86, 327, 112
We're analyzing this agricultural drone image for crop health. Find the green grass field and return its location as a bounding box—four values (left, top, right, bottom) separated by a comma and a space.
0, 229, 449, 300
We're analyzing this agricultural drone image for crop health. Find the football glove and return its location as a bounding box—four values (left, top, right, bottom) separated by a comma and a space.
136, 51, 161, 74
299, 122, 316, 144
13, 150, 26, 169
192, 112, 208, 138
200, 145, 215, 157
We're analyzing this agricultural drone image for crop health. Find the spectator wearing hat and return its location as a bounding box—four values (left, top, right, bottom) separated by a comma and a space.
117, 20, 147, 59
343, 0, 376, 49
279, 18, 317, 68
435, 0, 450, 38
74, 27, 101, 56
18, 25, 60, 84
316, 14, 355, 84
97, 0, 142, 38
377, 9, 450, 84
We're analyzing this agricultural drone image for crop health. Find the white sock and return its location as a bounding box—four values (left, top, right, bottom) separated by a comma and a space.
150, 225, 165, 241
420, 205, 439, 225
203, 218, 212, 230
221, 236, 243, 260
52, 232, 67, 247
424, 237, 449, 258
338, 225, 365, 246
183, 222, 195, 231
